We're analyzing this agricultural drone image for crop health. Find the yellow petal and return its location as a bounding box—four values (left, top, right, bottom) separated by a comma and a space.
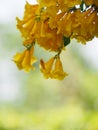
40, 57, 55, 78
13, 51, 26, 70
13, 46, 37, 72
51, 58, 68, 80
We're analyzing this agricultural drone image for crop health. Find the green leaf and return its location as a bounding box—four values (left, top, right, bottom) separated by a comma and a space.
80, 1, 84, 11
63, 36, 70, 47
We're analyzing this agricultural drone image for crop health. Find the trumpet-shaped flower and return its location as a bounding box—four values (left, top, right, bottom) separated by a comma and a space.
13, 46, 37, 72
40, 57, 55, 78
16, 2, 39, 38
40, 56, 68, 80
51, 57, 68, 80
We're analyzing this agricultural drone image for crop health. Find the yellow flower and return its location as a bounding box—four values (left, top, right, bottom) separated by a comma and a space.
13, 50, 26, 70
84, 0, 93, 5
13, 46, 37, 72
71, 8, 98, 43
57, 12, 73, 37
46, 7, 58, 29
36, 28, 64, 52
16, 2, 39, 38
30, 19, 48, 38
57, 0, 81, 12
40, 57, 55, 78
63, 0, 81, 6
15, 0, 98, 80
37, 0, 56, 7
94, 1, 98, 6
57, 10, 81, 37
84, 0, 98, 6
51, 57, 68, 80
40, 56, 68, 80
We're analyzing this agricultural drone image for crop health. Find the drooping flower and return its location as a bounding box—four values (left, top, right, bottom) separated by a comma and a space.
16, 2, 39, 38
51, 57, 68, 80
40, 57, 55, 78
40, 56, 68, 80
13, 46, 37, 72
13, 50, 26, 70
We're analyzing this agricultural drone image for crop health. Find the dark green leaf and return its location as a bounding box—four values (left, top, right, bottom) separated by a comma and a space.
63, 36, 70, 47
80, 1, 84, 11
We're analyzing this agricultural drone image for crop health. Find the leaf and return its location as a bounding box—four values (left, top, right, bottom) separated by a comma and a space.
80, 1, 84, 11
63, 36, 70, 47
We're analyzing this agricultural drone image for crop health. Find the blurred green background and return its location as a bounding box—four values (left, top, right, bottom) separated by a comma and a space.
1, 0, 98, 130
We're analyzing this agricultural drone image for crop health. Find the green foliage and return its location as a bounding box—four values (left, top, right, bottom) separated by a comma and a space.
63, 36, 70, 47
0, 105, 98, 130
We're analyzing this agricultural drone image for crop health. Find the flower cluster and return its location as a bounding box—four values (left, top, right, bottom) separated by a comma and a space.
13, 0, 98, 80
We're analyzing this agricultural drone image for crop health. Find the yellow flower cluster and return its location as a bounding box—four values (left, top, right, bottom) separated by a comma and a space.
13, 0, 98, 80
40, 56, 68, 80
